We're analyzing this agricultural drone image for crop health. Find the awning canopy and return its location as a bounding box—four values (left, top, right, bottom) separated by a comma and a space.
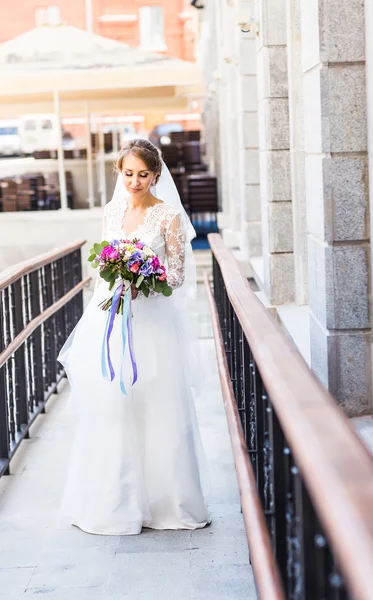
0, 24, 204, 117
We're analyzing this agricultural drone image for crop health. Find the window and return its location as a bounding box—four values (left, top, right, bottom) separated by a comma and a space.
0, 127, 18, 136
47, 6, 60, 24
35, 6, 61, 27
25, 120, 36, 131
139, 6, 165, 50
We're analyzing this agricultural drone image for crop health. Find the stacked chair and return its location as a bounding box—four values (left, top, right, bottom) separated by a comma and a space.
0, 179, 17, 212
186, 174, 218, 235
187, 130, 200, 142
169, 130, 201, 143
33, 150, 54, 159
16, 173, 45, 210
91, 132, 98, 154
32, 149, 87, 160
104, 132, 113, 153
169, 131, 186, 144
160, 143, 183, 170
43, 171, 74, 209
160, 131, 218, 241
90, 131, 119, 154
0, 171, 74, 212
182, 142, 203, 172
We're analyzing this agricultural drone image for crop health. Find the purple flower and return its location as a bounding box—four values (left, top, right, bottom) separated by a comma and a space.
110, 239, 119, 247
139, 259, 154, 277
127, 251, 143, 267
101, 246, 119, 261
151, 256, 160, 271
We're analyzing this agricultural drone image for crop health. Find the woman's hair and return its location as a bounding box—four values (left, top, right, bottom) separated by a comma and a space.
115, 139, 163, 184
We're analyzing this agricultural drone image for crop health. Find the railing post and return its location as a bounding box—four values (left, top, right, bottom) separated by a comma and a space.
22, 274, 35, 415
74, 248, 84, 308
13, 279, 29, 434
0, 295, 9, 475
30, 270, 44, 406
294, 476, 321, 599
0, 241, 88, 478
44, 264, 57, 386
269, 410, 290, 594
55, 259, 66, 377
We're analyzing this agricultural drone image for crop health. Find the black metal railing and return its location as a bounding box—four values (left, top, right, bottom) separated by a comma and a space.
207, 234, 373, 600
0, 241, 90, 477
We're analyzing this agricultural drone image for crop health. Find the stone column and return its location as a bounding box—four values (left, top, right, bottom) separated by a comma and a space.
226, 59, 244, 237
215, 3, 238, 238
301, 0, 371, 415
219, 5, 246, 249
202, 1, 260, 263
256, 0, 295, 304
286, 0, 307, 304
217, 75, 231, 219
240, 35, 261, 260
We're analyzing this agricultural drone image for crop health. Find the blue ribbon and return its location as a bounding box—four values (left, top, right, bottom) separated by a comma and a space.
101, 281, 138, 395
119, 291, 130, 395
127, 304, 138, 386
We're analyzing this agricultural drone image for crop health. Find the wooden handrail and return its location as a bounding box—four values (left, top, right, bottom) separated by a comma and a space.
0, 240, 87, 290
0, 240, 89, 477
0, 276, 91, 369
208, 233, 373, 600
205, 272, 285, 599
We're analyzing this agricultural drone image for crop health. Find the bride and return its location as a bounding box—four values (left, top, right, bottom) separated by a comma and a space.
57, 138, 210, 535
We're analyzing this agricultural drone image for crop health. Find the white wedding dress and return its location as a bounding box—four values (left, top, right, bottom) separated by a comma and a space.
57, 198, 210, 535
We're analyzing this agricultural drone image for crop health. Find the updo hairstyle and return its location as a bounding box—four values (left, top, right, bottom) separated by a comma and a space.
115, 139, 163, 185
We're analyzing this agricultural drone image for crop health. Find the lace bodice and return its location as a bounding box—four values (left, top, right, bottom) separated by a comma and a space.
95, 200, 186, 293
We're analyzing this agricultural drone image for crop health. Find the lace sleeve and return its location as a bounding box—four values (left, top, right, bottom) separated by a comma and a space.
164, 211, 186, 289
94, 205, 108, 292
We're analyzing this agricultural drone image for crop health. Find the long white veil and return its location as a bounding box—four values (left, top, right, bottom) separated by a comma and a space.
111, 160, 198, 303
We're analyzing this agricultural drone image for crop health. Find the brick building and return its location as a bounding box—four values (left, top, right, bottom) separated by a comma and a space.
0, 1, 201, 134
0, 0, 197, 61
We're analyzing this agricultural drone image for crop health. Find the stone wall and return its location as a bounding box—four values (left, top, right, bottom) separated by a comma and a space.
256, 0, 294, 304
301, 0, 371, 415
200, 0, 372, 416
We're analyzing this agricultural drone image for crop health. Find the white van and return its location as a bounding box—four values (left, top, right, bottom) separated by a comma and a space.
0, 120, 22, 156
18, 114, 59, 154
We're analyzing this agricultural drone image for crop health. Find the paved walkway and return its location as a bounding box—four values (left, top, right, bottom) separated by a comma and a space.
0, 285, 257, 600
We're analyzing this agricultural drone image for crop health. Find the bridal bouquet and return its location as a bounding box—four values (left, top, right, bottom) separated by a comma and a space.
88, 238, 172, 396
89, 238, 173, 314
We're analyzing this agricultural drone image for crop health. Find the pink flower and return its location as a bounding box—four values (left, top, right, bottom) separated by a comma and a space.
151, 256, 160, 270
101, 246, 119, 261
130, 263, 140, 273
135, 241, 145, 250
159, 272, 167, 282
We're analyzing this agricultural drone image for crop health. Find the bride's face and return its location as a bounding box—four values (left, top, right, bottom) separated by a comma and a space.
121, 154, 155, 199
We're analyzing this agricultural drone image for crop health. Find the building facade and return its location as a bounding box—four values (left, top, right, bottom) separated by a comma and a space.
0, 1, 197, 61
0, 2, 202, 135
200, 0, 372, 417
